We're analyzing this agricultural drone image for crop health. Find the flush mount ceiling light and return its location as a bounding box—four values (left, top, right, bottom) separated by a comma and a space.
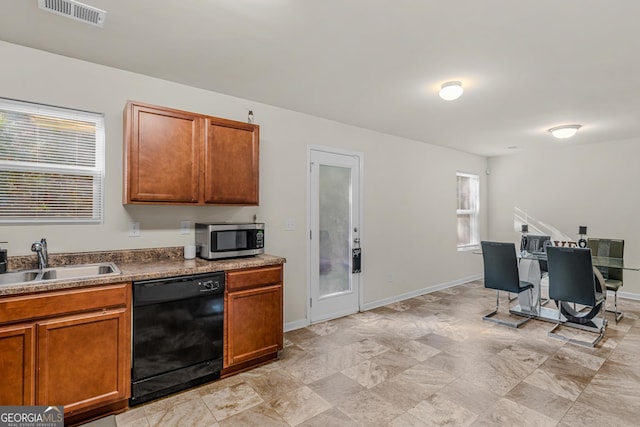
548, 124, 582, 139
439, 81, 463, 101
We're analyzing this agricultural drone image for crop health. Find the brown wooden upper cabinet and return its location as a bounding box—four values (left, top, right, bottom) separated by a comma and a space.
123, 101, 259, 205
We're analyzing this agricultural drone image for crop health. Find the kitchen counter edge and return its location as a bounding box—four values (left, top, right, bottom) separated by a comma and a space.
0, 254, 286, 297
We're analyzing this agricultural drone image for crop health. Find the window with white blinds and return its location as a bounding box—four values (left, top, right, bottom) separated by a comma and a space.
0, 98, 105, 223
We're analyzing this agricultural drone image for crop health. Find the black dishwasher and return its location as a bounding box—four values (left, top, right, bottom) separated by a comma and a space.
130, 272, 224, 406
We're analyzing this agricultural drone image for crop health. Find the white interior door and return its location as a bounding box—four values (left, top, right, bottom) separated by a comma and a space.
309, 147, 361, 323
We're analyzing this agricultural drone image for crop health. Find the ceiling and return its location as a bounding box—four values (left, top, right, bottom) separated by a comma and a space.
2, 0, 640, 157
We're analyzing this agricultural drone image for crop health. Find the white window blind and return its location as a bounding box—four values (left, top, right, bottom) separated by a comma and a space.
0, 98, 105, 223
457, 172, 479, 250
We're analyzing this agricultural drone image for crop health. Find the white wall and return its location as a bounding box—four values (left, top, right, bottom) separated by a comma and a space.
488, 139, 640, 297
0, 41, 487, 326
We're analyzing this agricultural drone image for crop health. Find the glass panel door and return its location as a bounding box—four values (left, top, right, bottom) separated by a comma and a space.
309, 148, 361, 323
319, 165, 351, 298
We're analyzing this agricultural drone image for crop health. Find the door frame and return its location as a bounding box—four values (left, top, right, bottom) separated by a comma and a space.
307, 145, 364, 324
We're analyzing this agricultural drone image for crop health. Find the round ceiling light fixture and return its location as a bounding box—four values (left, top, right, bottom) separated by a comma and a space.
548, 124, 582, 139
439, 81, 463, 101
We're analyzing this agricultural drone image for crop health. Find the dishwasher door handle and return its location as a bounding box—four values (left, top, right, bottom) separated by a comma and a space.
198, 280, 222, 292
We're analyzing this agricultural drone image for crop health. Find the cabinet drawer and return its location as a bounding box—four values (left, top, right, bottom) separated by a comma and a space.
226, 266, 282, 292
0, 283, 130, 325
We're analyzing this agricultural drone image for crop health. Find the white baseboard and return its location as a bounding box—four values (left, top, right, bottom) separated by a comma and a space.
284, 318, 309, 332
283, 274, 484, 332
284, 308, 358, 332
361, 274, 483, 311
618, 290, 640, 301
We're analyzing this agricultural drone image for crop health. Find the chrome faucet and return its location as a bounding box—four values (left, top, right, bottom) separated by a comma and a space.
31, 238, 48, 270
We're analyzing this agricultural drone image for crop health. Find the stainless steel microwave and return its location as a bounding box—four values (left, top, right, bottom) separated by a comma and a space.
195, 223, 264, 260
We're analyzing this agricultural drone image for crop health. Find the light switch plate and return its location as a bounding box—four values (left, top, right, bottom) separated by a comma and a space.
285, 219, 296, 231
180, 220, 191, 235
129, 222, 140, 237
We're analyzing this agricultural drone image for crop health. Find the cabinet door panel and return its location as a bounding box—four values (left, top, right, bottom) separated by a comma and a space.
127, 103, 202, 203
205, 121, 259, 205
226, 284, 282, 366
0, 324, 35, 405
36, 308, 130, 413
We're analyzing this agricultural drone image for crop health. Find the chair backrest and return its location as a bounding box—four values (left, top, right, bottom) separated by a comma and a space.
481, 241, 520, 293
587, 238, 624, 281
547, 246, 597, 306
521, 235, 551, 253
521, 234, 551, 272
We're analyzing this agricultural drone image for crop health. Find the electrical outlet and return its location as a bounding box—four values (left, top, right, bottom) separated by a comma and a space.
180, 220, 191, 235
285, 219, 296, 231
129, 222, 140, 237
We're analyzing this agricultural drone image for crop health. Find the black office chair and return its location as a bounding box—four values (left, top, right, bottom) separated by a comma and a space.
546, 246, 606, 347
481, 241, 534, 328
588, 238, 624, 322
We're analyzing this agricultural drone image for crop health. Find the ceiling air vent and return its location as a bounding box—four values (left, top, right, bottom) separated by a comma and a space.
37, 0, 107, 28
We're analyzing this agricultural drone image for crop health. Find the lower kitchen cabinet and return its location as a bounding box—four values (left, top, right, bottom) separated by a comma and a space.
0, 283, 131, 423
223, 265, 283, 375
0, 323, 35, 405
37, 308, 129, 414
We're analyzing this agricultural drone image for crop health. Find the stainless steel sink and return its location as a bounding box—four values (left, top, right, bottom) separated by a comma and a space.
0, 270, 40, 286
39, 263, 120, 280
0, 262, 121, 286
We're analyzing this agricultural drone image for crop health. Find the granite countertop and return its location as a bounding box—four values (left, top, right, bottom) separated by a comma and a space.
0, 247, 286, 297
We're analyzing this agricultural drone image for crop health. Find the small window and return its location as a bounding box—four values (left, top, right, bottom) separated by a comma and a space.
457, 172, 479, 250
0, 98, 105, 223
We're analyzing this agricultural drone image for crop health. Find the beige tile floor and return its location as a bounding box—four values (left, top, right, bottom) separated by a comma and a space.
88, 280, 640, 426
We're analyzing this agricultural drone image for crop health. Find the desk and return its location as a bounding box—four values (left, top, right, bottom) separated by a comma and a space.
516, 250, 638, 270
510, 251, 638, 324
474, 249, 638, 326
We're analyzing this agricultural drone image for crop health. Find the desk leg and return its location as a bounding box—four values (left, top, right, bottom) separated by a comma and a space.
511, 259, 562, 322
